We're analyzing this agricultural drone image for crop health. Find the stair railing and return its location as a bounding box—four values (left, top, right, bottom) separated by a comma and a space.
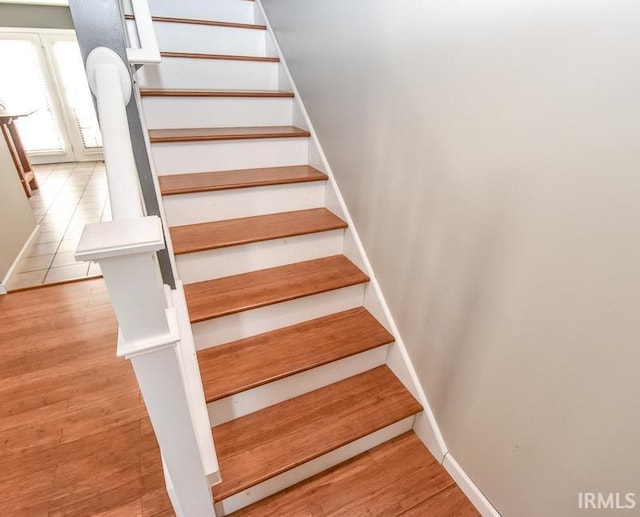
68, 1, 217, 516
127, 0, 161, 66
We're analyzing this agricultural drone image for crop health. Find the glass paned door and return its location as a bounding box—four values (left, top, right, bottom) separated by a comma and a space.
0, 33, 72, 162
44, 34, 103, 158
0, 30, 103, 164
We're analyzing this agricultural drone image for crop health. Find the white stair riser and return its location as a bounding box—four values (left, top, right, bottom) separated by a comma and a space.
123, 0, 255, 24
142, 96, 293, 129
215, 416, 416, 515
164, 182, 325, 226
177, 229, 345, 283
153, 138, 307, 175
209, 345, 389, 425
135, 58, 278, 90
192, 284, 365, 349
127, 21, 267, 56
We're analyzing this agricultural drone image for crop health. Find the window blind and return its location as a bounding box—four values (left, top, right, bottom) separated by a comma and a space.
0, 38, 65, 154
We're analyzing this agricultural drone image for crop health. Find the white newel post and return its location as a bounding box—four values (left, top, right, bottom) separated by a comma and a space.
74, 46, 216, 517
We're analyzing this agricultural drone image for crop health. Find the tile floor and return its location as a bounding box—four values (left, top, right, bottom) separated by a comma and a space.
6, 161, 111, 291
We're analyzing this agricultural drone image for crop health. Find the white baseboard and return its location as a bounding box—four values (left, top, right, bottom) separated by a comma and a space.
443, 453, 501, 517
1, 224, 40, 291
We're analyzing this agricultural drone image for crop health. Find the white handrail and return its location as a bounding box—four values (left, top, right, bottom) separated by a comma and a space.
85, 47, 143, 220
127, 0, 161, 65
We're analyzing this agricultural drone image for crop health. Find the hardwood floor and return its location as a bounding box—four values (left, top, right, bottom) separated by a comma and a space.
211, 366, 422, 501
170, 208, 347, 254
148, 126, 309, 143
184, 255, 369, 323
158, 165, 327, 197
234, 432, 478, 516
0, 279, 173, 516
198, 307, 394, 402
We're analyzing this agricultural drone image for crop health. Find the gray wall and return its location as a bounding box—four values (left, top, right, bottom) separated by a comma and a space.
0, 134, 36, 282
262, 0, 640, 515
0, 3, 73, 29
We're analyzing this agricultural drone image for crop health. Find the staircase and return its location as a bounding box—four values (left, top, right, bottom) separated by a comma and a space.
124, 0, 478, 514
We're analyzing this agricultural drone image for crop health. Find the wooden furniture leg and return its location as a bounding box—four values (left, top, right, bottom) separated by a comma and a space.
1, 119, 39, 198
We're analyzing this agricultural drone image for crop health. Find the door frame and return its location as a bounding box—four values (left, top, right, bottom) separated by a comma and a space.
0, 27, 103, 164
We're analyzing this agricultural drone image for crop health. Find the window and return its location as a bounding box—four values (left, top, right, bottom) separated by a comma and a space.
0, 36, 66, 154
0, 29, 103, 163
50, 39, 103, 150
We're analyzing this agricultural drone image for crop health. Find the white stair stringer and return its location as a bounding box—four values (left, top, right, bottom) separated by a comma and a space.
214, 416, 415, 515
127, 20, 267, 57
142, 96, 294, 129
208, 345, 389, 426
135, 57, 278, 90
176, 229, 345, 284
152, 138, 308, 176
163, 182, 325, 226
122, 0, 256, 24
169, 282, 220, 486
191, 283, 365, 350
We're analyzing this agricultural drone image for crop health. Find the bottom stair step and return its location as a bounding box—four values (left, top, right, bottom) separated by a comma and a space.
234, 431, 479, 516
211, 366, 422, 503
198, 307, 395, 402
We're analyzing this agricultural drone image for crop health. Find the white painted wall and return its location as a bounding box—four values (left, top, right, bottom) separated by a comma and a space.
0, 135, 36, 281
261, 1, 640, 515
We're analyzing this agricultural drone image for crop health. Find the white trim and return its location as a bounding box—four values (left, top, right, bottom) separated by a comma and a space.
0, 1, 68, 5
170, 281, 221, 486
1, 223, 40, 289
0, 28, 75, 35
127, 0, 161, 65
74, 216, 163, 261
255, 0, 449, 460
443, 453, 501, 517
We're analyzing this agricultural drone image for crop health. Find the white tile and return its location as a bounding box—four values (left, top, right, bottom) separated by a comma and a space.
63, 227, 84, 240
57, 239, 80, 252
16, 254, 54, 273
35, 230, 65, 243
6, 269, 47, 290
88, 262, 102, 276
25, 241, 59, 257
51, 251, 82, 268
43, 263, 90, 284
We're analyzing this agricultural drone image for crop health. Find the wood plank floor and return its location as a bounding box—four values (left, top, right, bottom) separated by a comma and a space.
184, 255, 369, 323
0, 279, 174, 516
212, 366, 422, 501
158, 165, 327, 197
234, 432, 479, 516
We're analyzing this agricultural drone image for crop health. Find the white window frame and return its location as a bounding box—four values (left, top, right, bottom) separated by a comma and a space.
0, 27, 103, 164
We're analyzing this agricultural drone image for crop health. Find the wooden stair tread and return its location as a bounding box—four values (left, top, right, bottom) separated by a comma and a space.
161, 51, 279, 62
185, 255, 369, 323
140, 88, 294, 98
159, 165, 327, 196
211, 366, 422, 501
125, 14, 266, 30
234, 432, 478, 516
149, 126, 310, 143
170, 208, 347, 255
198, 307, 394, 402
